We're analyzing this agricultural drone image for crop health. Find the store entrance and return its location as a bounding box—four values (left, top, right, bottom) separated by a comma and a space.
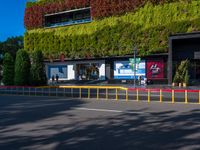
189, 61, 200, 84
76, 63, 99, 80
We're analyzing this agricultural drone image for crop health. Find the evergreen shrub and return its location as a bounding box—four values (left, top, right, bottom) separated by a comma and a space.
30, 50, 47, 86
14, 50, 31, 85
2, 53, 15, 85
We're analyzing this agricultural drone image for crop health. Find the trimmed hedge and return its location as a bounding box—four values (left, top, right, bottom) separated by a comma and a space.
14, 50, 31, 86
30, 50, 47, 86
2, 53, 15, 85
25, 0, 181, 29
24, 1, 200, 59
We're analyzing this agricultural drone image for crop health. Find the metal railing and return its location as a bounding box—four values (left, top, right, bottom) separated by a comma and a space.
128, 88, 200, 104
0, 86, 200, 104
0, 85, 128, 101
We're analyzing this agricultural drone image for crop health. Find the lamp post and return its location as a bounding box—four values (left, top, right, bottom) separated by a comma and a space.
134, 47, 137, 87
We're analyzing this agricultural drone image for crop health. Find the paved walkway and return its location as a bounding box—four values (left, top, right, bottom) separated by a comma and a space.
56, 82, 200, 90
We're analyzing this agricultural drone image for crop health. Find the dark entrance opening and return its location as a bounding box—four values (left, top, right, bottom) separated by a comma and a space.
168, 32, 200, 85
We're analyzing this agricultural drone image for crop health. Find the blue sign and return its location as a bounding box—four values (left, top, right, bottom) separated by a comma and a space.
114, 60, 146, 79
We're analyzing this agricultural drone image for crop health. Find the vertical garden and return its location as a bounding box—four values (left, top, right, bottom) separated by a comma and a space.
24, 0, 200, 59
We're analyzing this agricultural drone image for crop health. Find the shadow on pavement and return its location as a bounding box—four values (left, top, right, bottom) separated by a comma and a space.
0, 96, 84, 128
0, 96, 200, 150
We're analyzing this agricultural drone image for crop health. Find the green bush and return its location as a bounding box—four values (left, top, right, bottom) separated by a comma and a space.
24, 1, 200, 59
173, 60, 189, 84
2, 53, 15, 85
30, 50, 47, 86
184, 70, 189, 85
14, 50, 31, 85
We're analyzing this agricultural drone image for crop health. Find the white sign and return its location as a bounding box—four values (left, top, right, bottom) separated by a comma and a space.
114, 60, 146, 79
194, 51, 200, 59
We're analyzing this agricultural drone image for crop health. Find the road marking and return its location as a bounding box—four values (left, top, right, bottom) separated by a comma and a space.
75, 107, 123, 113
75, 107, 147, 114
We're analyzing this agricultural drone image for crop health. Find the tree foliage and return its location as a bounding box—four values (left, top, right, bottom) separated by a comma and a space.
30, 50, 47, 86
0, 36, 24, 58
2, 53, 15, 85
14, 50, 31, 86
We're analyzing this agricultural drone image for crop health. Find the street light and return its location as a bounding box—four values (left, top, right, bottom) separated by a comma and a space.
133, 46, 137, 88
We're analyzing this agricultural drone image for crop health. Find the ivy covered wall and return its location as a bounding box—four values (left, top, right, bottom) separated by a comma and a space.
25, 0, 181, 29
24, 1, 200, 59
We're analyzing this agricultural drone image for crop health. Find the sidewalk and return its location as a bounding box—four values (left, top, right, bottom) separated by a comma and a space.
55, 81, 200, 90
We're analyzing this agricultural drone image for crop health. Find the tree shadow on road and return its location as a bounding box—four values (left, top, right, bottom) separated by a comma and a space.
0, 97, 200, 150
0, 96, 85, 128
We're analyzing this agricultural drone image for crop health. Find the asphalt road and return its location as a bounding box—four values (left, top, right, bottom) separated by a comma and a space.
0, 95, 200, 150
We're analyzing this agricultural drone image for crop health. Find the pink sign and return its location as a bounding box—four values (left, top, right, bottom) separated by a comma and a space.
147, 60, 164, 79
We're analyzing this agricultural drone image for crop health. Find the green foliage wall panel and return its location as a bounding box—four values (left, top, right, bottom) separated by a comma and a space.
24, 1, 200, 59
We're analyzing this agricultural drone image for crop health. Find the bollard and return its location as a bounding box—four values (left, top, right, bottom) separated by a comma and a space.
116, 89, 118, 101
79, 88, 82, 99
56, 88, 58, 97
160, 89, 162, 103
172, 90, 175, 104
185, 90, 188, 104
29, 87, 31, 96
199, 90, 200, 104
88, 88, 90, 99
49, 88, 50, 96
97, 88, 99, 100
42, 88, 44, 96
106, 88, 108, 100
148, 89, 150, 103
126, 89, 128, 102
71, 88, 73, 98
137, 89, 139, 101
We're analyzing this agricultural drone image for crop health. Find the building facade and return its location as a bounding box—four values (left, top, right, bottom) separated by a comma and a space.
24, 0, 200, 84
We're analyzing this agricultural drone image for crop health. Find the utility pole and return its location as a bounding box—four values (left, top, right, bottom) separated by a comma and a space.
134, 46, 137, 88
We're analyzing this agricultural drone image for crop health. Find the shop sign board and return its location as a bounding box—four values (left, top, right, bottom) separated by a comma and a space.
114, 59, 146, 79
147, 60, 164, 79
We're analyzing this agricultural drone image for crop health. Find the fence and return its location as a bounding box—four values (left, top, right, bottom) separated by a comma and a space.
128, 88, 200, 104
0, 86, 200, 104
0, 86, 128, 101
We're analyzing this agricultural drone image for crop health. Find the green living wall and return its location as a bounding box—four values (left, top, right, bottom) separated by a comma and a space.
24, 1, 200, 59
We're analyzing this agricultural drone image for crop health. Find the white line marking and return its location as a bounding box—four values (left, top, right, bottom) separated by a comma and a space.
75, 107, 147, 114
75, 107, 123, 113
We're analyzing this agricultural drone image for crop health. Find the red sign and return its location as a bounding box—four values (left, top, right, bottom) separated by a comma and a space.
147, 60, 164, 79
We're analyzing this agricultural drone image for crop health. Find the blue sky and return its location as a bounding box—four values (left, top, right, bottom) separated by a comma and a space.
0, 0, 27, 42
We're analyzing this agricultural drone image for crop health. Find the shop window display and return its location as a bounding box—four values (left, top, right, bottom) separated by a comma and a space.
76, 63, 99, 80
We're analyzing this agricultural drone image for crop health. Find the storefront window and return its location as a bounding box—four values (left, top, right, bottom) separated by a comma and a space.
76, 63, 99, 80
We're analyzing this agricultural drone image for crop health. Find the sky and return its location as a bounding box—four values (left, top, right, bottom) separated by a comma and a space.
0, 0, 27, 42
